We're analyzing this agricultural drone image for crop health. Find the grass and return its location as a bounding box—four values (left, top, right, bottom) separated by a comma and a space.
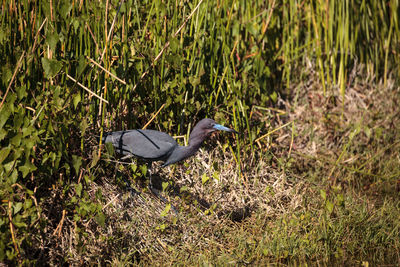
38, 62, 399, 265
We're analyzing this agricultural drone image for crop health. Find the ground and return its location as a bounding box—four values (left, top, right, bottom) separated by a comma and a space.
43, 63, 400, 265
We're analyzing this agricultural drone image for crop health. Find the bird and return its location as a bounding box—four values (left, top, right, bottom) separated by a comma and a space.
102, 118, 238, 167
102, 118, 239, 208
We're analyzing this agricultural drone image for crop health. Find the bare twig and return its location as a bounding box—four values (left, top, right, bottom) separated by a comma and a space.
86, 56, 126, 85
8, 201, 20, 258
31, 18, 47, 54
254, 121, 293, 143
67, 74, 109, 104
103, 194, 120, 210
142, 104, 166, 129
0, 51, 25, 109
288, 121, 294, 158
52, 210, 66, 237
86, 22, 99, 55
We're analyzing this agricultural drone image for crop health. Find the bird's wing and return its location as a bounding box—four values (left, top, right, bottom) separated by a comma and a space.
104, 129, 177, 160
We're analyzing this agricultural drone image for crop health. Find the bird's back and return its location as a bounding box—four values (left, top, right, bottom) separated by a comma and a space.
103, 129, 177, 161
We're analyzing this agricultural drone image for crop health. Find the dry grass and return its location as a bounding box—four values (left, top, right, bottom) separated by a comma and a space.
37, 62, 400, 266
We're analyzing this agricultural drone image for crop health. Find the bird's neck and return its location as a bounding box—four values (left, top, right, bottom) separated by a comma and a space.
161, 133, 208, 167
177, 132, 207, 160
188, 132, 207, 150
167, 143, 199, 165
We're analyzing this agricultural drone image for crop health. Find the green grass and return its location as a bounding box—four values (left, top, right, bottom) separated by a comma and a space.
0, 0, 400, 265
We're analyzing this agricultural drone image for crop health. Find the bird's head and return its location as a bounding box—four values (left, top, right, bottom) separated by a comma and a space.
193, 118, 239, 136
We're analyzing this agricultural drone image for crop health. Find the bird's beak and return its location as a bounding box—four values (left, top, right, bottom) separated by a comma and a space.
213, 124, 239, 134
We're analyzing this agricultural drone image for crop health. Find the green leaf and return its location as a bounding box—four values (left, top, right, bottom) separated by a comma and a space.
158, 223, 167, 231
60, 1, 72, 19
95, 212, 106, 227
16, 86, 27, 100
12, 147, 23, 160
162, 181, 169, 191
246, 22, 259, 36
189, 76, 201, 87
1, 66, 12, 85
46, 32, 59, 52
0, 147, 11, 164
105, 142, 115, 156
24, 199, 33, 209
9, 169, 18, 183
320, 189, 327, 200
129, 163, 137, 172
80, 119, 88, 134
270, 91, 278, 103
73, 93, 81, 108
0, 129, 7, 141
90, 150, 100, 168
160, 203, 171, 217
12, 215, 27, 228
72, 155, 82, 174
326, 200, 334, 214
10, 133, 22, 146
180, 185, 189, 192
76, 183, 83, 197
72, 18, 80, 32
0, 105, 11, 129
139, 164, 147, 176
337, 193, 344, 206
13, 113, 24, 129
77, 55, 86, 76
13, 202, 23, 215
232, 21, 240, 37
212, 171, 220, 181
19, 162, 37, 178
0, 27, 7, 45
202, 173, 209, 185
41, 58, 63, 78
170, 37, 180, 53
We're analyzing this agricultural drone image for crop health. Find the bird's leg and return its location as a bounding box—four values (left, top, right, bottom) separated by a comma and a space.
123, 175, 141, 197
123, 160, 141, 197
112, 159, 141, 197
147, 162, 164, 200
147, 162, 155, 191
147, 162, 178, 214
